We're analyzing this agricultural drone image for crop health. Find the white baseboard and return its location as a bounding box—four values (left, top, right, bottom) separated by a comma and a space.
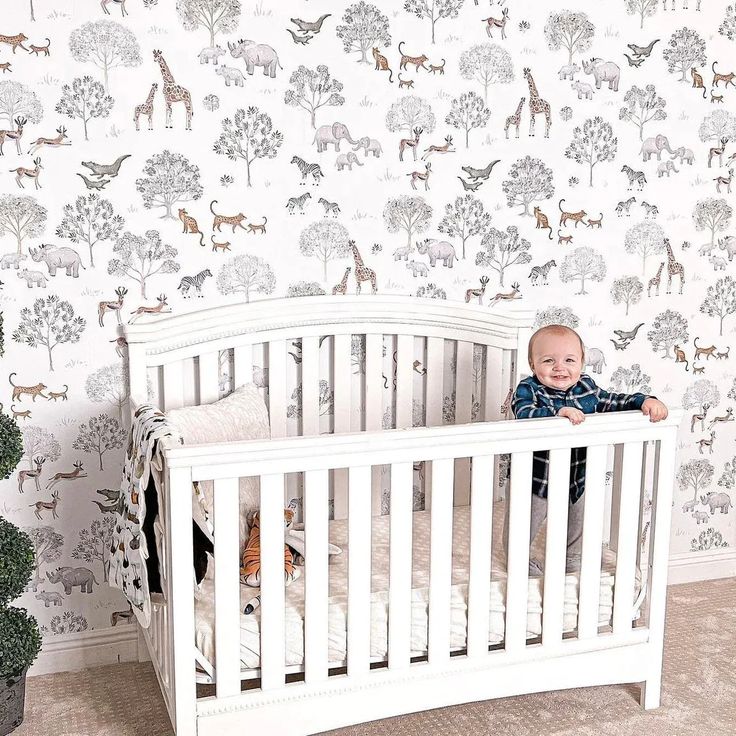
668, 548, 736, 585
28, 624, 139, 677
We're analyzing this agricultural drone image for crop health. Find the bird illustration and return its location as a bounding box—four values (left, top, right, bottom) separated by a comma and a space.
76, 172, 110, 190
623, 53, 644, 68
613, 322, 645, 342
457, 176, 483, 191
290, 14, 331, 34
287, 28, 313, 45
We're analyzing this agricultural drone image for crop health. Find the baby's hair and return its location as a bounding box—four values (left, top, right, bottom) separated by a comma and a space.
528, 324, 585, 366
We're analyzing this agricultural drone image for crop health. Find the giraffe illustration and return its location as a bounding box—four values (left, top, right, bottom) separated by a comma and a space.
331, 267, 351, 295
153, 50, 193, 130
349, 240, 377, 294
664, 238, 684, 294
504, 97, 525, 139
523, 67, 551, 138
134, 82, 157, 131
647, 262, 664, 297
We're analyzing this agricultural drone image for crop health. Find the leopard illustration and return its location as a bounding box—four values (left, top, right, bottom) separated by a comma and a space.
0, 33, 30, 54
178, 208, 205, 246
210, 199, 247, 233
398, 41, 429, 72
558, 198, 587, 228
9, 373, 48, 402
533, 206, 553, 240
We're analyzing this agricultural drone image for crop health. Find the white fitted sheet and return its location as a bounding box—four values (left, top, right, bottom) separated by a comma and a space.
192, 500, 643, 671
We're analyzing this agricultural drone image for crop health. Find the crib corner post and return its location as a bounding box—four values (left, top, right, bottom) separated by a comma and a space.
639, 676, 661, 710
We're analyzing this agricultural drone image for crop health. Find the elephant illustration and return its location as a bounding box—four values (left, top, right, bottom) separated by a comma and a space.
314, 122, 359, 153
657, 160, 679, 177
227, 39, 282, 77
583, 346, 606, 374
640, 134, 675, 162
46, 566, 99, 594
671, 146, 694, 165
30, 243, 85, 277
701, 492, 733, 514
336, 152, 364, 171
415, 238, 456, 268
353, 136, 383, 158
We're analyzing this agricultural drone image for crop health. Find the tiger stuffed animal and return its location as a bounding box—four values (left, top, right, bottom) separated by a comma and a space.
241, 501, 301, 614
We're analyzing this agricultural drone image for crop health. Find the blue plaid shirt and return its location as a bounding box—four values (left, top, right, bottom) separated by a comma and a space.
511, 374, 651, 504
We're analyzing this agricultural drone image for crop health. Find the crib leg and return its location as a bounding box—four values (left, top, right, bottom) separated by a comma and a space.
639, 676, 661, 710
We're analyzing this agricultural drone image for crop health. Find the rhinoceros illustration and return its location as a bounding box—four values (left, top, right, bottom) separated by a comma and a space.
46, 566, 98, 594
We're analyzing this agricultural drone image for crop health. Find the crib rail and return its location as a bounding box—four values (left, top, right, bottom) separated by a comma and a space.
157, 409, 681, 734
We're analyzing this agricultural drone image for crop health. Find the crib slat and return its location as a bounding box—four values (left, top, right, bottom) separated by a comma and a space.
395, 334, 414, 429
425, 338, 444, 427
505, 451, 533, 653
365, 335, 383, 515
612, 442, 644, 634
467, 454, 493, 657
542, 448, 571, 646
304, 469, 329, 683
428, 458, 453, 664
198, 352, 219, 405
333, 333, 352, 519
300, 336, 320, 436
578, 444, 607, 639
347, 465, 372, 676
268, 340, 287, 438
163, 362, 184, 411
483, 346, 504, 421
182, 357, 197, 408
260, 473, 285, 690
234, 344, 253, 388
213, 477, 241, 698
454, 341, 473, 505
389, 461, 413, 670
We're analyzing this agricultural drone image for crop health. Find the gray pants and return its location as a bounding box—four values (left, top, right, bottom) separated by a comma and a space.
502, 492, 586, 575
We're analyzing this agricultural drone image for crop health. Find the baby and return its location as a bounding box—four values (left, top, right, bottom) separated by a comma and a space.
503, 324, 668, 576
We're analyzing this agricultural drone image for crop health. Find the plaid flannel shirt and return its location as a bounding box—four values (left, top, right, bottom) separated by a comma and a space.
511, 374, 651, 504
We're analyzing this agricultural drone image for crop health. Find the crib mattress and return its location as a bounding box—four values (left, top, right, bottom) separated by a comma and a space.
193, 500, 643, 672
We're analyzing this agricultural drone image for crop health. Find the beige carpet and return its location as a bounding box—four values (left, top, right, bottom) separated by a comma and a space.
13, 577, 735, 736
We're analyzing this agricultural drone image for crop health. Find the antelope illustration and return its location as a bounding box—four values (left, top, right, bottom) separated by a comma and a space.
399, 127, 423, 162
714, 168, 733, 194
27, 126, 70, 154
708, 407, 734, 430
98, 286, 128, 327
690, 403, 710, 433
707, 137, 728, 168
488, 282, 521, 307
407, 162, 431, 190
46, 461, 86, 490
30, 491, 60, 520
483, 7, 509, 39
421, 134, 454, 160
465, 275, 489, 305
697, 430, 716, 455
10, 156, 43, 189
0, 115, 26, 155
100, 0, 128, 17
128, 294, 171, 323
18, 456, 45, 493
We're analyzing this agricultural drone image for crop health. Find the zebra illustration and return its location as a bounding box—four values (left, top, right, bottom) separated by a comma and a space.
177, 269, 212, 298
290, 155, 324, 185
286, 192, 312, 214
621, 165, 647, 190
615, 196, 637, 216
528, 259, 557, 285
318, 197, 340, 216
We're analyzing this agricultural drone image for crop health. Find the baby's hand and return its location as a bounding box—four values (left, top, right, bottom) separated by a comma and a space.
558, 407, 585, 425
642, 398, 668, 422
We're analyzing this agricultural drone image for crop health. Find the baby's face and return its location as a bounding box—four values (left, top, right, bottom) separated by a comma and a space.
530, 332, 583, 391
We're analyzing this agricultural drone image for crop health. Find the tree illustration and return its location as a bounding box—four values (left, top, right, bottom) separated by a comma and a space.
336, 1, 391, 63
445, 91, 490, 148
501, 155, 554, 216
286, 281, 327, 297
618, 84, 666, 141
213, 106, 283, 188
72, 413, 126, 471
475, 225, 531, 286
692, 198, 732, 246
610, 275, 643, 315
44, 612, 89, 636
676, 459, 713, 503
12, 294, 86, 371
55, 76, 113, 141
86, 363, 130, 421
177, 0, 241, 47
564, 116, 617, 187
298, 221, 351, 281
700, 276, 736, 336
0, 80, 43, 127
559, 247, 606, 295
534, 306, 579, 329
543, 10, 595, 64
0, 194, 47, 255
404, 0, 464, 44
624, 220, 666, 274
68, 20, 143, 92
23, 526, 64, 593
135, 150, 203, 220
287, 380, 334, 420
21, 426, 61, 470
385, 95, 436, 136
383, 195, 432, 250
625, 0, 659, 30
72, 517, 116, 583
107, 230, 179, 298
718, 455, 736, 490
438, 194, 490, 260
647, 309, 688, 358
459, 43, 514, 103
698, 109, 736, 144
683, 379, 721, 415
609, 364, 651, 394
663, 26, 706, 83
216, 254, 276, 302
55, 194, 124, 268
284, 65, 344, 129
720, 4, 736, 42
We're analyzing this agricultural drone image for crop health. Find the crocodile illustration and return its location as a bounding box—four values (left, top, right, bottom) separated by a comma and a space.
92, 488, 125, 515
81, 154, 131, 179
461, 159, 500, 181
627, 39, 659, 59
613, 322, 645, 342
290, 14, 331, 34
76, 172, 110, 190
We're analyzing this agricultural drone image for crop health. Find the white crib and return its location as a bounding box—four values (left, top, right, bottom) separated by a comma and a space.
123, 295, 681, 736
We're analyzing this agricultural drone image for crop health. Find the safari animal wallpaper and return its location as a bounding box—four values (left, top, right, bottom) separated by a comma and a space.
0, 0, 734, 639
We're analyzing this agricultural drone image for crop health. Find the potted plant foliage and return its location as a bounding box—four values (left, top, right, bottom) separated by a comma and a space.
0, 409, 41, 735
